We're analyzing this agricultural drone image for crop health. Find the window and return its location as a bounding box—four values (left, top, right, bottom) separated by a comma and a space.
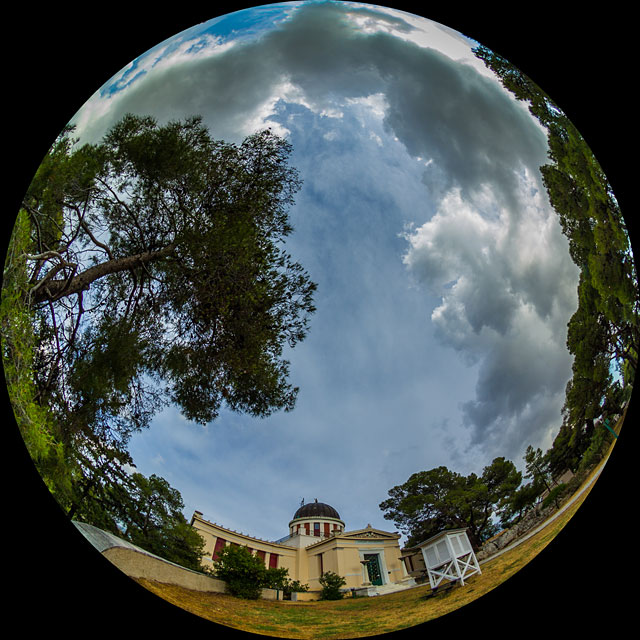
269, 553, 278, 569
324, 522, 331, 537
212, 537, 226, 561
257, 550, 266, 564
314, 522, 320, 536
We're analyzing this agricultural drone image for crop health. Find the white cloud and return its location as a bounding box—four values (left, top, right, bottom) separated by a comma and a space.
402, 170, 579, 460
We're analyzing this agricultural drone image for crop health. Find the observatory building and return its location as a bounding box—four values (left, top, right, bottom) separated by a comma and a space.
191, 498, 416, 594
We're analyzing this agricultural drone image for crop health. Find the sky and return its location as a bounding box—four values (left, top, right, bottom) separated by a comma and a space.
64, 1, 581, 543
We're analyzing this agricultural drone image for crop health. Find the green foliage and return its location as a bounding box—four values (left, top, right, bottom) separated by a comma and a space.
380, 458, 521, 549
212, 544, 270, 600
498, 482, 540, 528
263, 567, 309, 597
523, 446, 552, 492
16, 114, 316, 449
3, 114, 316, 579
578, 423, 615, 473
1, 209, 70, 495
117, 472, 206, 571
263, 566, 290, 591
473, 42, 638, 484
542, 484, 566, 511
285, 579, 310, 595
547, 422, 582, 476
319, 571, 346, 600
212, 546, 309, 600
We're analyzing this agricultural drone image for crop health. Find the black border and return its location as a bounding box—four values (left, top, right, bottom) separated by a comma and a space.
6, 3, 634, 635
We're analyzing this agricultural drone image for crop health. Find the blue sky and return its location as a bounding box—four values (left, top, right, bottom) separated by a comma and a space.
67, 1, 581, 543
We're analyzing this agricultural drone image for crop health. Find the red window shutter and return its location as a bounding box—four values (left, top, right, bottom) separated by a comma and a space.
269, 553, 278, 569
305, 523, 310, 535
212, 538, 226, 560
324, 522, 330, 537
257, 550, 266, 564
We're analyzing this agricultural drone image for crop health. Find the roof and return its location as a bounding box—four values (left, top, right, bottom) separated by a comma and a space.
292, 500, 341, 520
414, 528, 469, 548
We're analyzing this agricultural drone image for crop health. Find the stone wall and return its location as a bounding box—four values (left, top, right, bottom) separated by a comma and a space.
476, 503, 556, 561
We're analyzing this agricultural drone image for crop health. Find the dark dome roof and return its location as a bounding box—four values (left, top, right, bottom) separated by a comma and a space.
293, 500, 341, 520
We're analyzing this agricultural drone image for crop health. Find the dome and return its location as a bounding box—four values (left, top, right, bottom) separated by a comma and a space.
293, 500, 341, 520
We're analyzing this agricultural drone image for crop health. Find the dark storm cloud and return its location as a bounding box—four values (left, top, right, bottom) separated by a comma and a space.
79, 1, 549, 203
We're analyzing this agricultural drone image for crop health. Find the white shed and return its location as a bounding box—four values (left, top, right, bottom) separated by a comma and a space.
416, 528, 481, 590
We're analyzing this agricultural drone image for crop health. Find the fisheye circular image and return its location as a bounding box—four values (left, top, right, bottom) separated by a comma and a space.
4, 2, 636, 637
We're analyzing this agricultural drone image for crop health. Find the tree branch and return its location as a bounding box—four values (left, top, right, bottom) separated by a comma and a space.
31, 242, 178, 305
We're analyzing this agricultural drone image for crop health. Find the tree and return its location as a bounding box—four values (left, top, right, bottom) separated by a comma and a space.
2, 209, 69, 495
379, 458, 521, 549
65, 432, 137, 529
16, 114, 316, 454
116, 472, 206, 571
318, 571, 346, 600
479, 456, 523, 528
523, 445, 559, 507
547, 422, 583, 476
498, 482, 540, 528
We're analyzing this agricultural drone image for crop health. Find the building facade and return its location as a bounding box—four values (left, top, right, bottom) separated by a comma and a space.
191, 499, 415, 595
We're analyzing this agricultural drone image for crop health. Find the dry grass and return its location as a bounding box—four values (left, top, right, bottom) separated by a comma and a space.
135, 428, 619, 639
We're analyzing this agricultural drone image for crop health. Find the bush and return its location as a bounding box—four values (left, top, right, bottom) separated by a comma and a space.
212, 545, 267, 599
213, 546, 310, 600
319, 571, 346, 600
286, 580, 310, 595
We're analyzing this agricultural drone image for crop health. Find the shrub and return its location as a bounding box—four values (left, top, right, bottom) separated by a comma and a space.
213, 546, 310, 600
263, 567, 290, 591
212, 545, 267, 600
319, 571, 346, 600
286, 580, 310, 595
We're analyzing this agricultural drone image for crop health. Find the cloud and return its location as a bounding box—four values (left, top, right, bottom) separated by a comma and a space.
402, 171, 579, 460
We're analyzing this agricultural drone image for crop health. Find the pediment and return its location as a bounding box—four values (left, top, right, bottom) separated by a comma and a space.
341, 526, 400, 540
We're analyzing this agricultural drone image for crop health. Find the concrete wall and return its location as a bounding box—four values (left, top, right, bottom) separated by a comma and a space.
104, 546, 287, 600
74, 520, 287, 600
103, 546, 227, 592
